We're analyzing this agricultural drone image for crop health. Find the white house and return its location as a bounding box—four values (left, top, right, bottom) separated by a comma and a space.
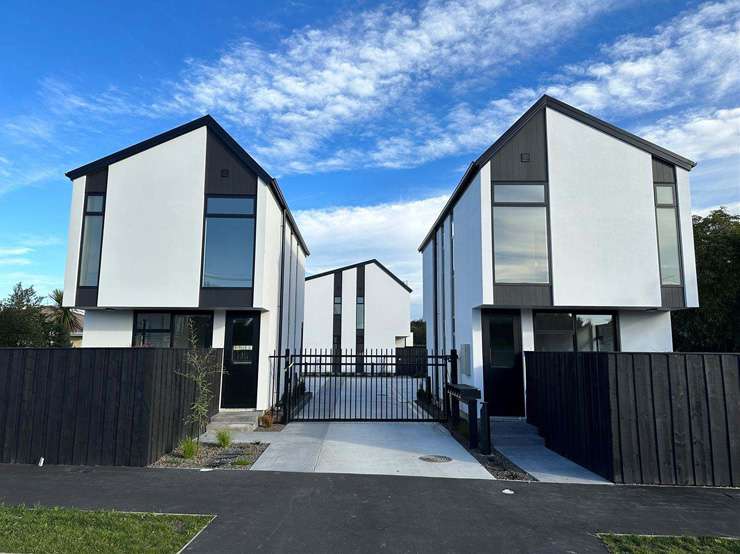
62, 116, 308, 410
419, 95, 698, 417
303, 260, 413, 351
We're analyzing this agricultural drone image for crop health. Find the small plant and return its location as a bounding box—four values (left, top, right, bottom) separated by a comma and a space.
216, 430, 232, 448
232, 457, 252, 467
259, 410, 273, 428
180, 437, 199, 459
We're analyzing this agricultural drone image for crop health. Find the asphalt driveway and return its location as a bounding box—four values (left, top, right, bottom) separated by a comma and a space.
0, 464, 738, 553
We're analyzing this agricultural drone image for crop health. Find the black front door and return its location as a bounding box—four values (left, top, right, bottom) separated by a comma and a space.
482, 310, 524, 416
221, 312, 260, 409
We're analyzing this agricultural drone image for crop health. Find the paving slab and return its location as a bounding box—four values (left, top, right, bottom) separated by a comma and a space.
248, 422, 493, 479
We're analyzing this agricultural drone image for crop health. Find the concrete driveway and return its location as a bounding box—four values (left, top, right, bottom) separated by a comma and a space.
243, 422, 493, 480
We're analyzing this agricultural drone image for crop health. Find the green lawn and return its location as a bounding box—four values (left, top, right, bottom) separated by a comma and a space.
0, 504, 214, 554
599, 533, 740, 553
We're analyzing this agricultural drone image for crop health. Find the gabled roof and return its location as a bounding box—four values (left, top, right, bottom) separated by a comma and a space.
65, 115, 309, 255
418, 95, 696, 252
305, 259, 412, 293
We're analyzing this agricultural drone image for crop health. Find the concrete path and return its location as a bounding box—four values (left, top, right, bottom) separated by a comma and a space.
245, 422, 493, 480
493, 419, 611, 485
1, 464, 738, 553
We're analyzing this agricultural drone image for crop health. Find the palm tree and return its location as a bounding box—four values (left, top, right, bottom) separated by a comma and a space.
47, 289, 82, 333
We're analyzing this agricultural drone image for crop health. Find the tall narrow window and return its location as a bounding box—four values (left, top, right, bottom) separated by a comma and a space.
202, 196, 255, 288
493, 182, 549, 283
356, 297, 364, 329
654, 180, 682, 285
334, 296, 342, 315
79, 193, 105, 287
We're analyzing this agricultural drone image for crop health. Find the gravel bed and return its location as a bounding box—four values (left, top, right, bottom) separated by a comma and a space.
151, 442, 268, 470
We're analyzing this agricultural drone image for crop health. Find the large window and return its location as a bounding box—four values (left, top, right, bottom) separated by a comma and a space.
78, 193, 105, 287
202, 196, 255, 288
493, 182, 550, 283
654, 182, 682, 285
534, 312, 617, 352
134, 312, 213, 348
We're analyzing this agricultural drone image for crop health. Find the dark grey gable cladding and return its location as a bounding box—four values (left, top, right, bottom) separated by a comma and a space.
65, 115, 309, 255
418, 95, 696, 252
306, 259, 412, 293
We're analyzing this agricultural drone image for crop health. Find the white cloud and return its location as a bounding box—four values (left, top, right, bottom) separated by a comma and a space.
693, 201, 740, 217
166, 0, 614, 171
0, 258, 31, 266
0, 247, 33, 256
295, 195, 448, 316
638, 107, 740, 162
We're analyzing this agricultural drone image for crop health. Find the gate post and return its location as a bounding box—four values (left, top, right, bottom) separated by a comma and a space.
479, 401, 491, 455
450, 348, 458, 385
281, 348, 291, 424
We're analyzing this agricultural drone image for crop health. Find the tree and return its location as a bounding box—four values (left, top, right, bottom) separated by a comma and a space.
47, 288, 81, 334
0, 283, 71, 347
672, 208, 740, 351
411, 319, 426, 347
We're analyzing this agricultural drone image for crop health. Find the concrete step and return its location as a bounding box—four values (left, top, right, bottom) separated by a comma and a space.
491, 418, 545, 447
206, 411, 260, 434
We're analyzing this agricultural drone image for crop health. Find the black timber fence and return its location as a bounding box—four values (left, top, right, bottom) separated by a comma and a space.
0, 348, 223, 467
525, 352, 739, 486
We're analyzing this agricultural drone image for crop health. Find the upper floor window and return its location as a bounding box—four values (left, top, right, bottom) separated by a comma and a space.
654, 177, 682, 286
492, 182, 550, 284
202, 195, 255, 288
356, 296, 365, 329
334, 296, 342, 315
78, 193, 105, 287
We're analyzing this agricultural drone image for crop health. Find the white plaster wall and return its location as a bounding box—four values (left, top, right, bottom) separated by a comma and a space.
212, 310, 226, 348
442, 216, 454, 351
82, 310, 133, 347
619, 311, 673, 351
422, 245, 435, 351
435, 228, 446, 353
62, 176, 86, 307
303, 274, 334, 349
341, 267, 357, 350
364, 263, 411, 350
293, 248, 306, 352
479, 162, 494, 305
546, 108, 662, 308
97, 127, 207, 308
676, 168, 699, 307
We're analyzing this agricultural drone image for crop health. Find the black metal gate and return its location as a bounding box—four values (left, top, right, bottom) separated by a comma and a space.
269, 348, 450, 422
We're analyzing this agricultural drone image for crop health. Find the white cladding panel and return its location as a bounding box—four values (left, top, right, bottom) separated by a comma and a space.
479, 162, 494, 304
619, 311, 673, 351
546, 108, 662, 307
364, 263, 410, 349
676, 168, 699, 307
341, 268, 357, 349
303, 274, 334, 349
422, 245, 435, 350
442, 216, 454, 350
97, 127, 207, 307
82, 310, 133, 347
62, 176, 86, 307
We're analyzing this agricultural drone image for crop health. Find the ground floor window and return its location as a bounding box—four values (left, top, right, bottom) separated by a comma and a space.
533, 311, 617, 352
133, 312, 213, 348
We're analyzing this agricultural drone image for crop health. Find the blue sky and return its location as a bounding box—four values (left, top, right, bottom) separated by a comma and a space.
1, 0, 738, 316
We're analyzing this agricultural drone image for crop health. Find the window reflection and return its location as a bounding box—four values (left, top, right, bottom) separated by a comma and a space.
656, 207, 681, 285
493, 206, 549, 283
202, 217, 255, 287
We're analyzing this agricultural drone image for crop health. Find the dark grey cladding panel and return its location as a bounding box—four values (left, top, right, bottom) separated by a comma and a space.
85, 167, 108, 193
333, 271, 343, 296
493, 284, 552, 306
205, 130, 258, 195
652, 158, 676, 183
75, 288, 99, 308
356, 264, 365, 296
492, 109, 547, 182
199, 288, 253, 308
661, 286, 685, 308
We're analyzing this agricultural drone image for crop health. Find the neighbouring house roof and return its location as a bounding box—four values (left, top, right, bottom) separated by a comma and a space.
305, 259, 412, 293
65, 115, 310, 255
418, 94, 697, 252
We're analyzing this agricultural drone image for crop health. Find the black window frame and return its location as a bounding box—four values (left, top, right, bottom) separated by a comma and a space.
492, 180, 551, 285
76, 192, 106, 289
653, 176, 683, 287
533, 310, 620, 352
132, 310, 214, 348
200, 193, 257, 290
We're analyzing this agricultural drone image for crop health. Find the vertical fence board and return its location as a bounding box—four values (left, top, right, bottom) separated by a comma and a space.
668, 354, 695, 486
650, 354, 676, 484
687, 355, 713, 486
721, 355, 739, 487
46, 350, 69, 464
28, 349, 51, 463
633, 354, 660, 484
0, 349, 13, 462
704, 355, 731, 486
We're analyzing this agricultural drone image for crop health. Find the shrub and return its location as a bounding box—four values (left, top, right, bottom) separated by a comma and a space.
216, 430, 232, 448
180, 437, 199, 459
233, 457, 252, 467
